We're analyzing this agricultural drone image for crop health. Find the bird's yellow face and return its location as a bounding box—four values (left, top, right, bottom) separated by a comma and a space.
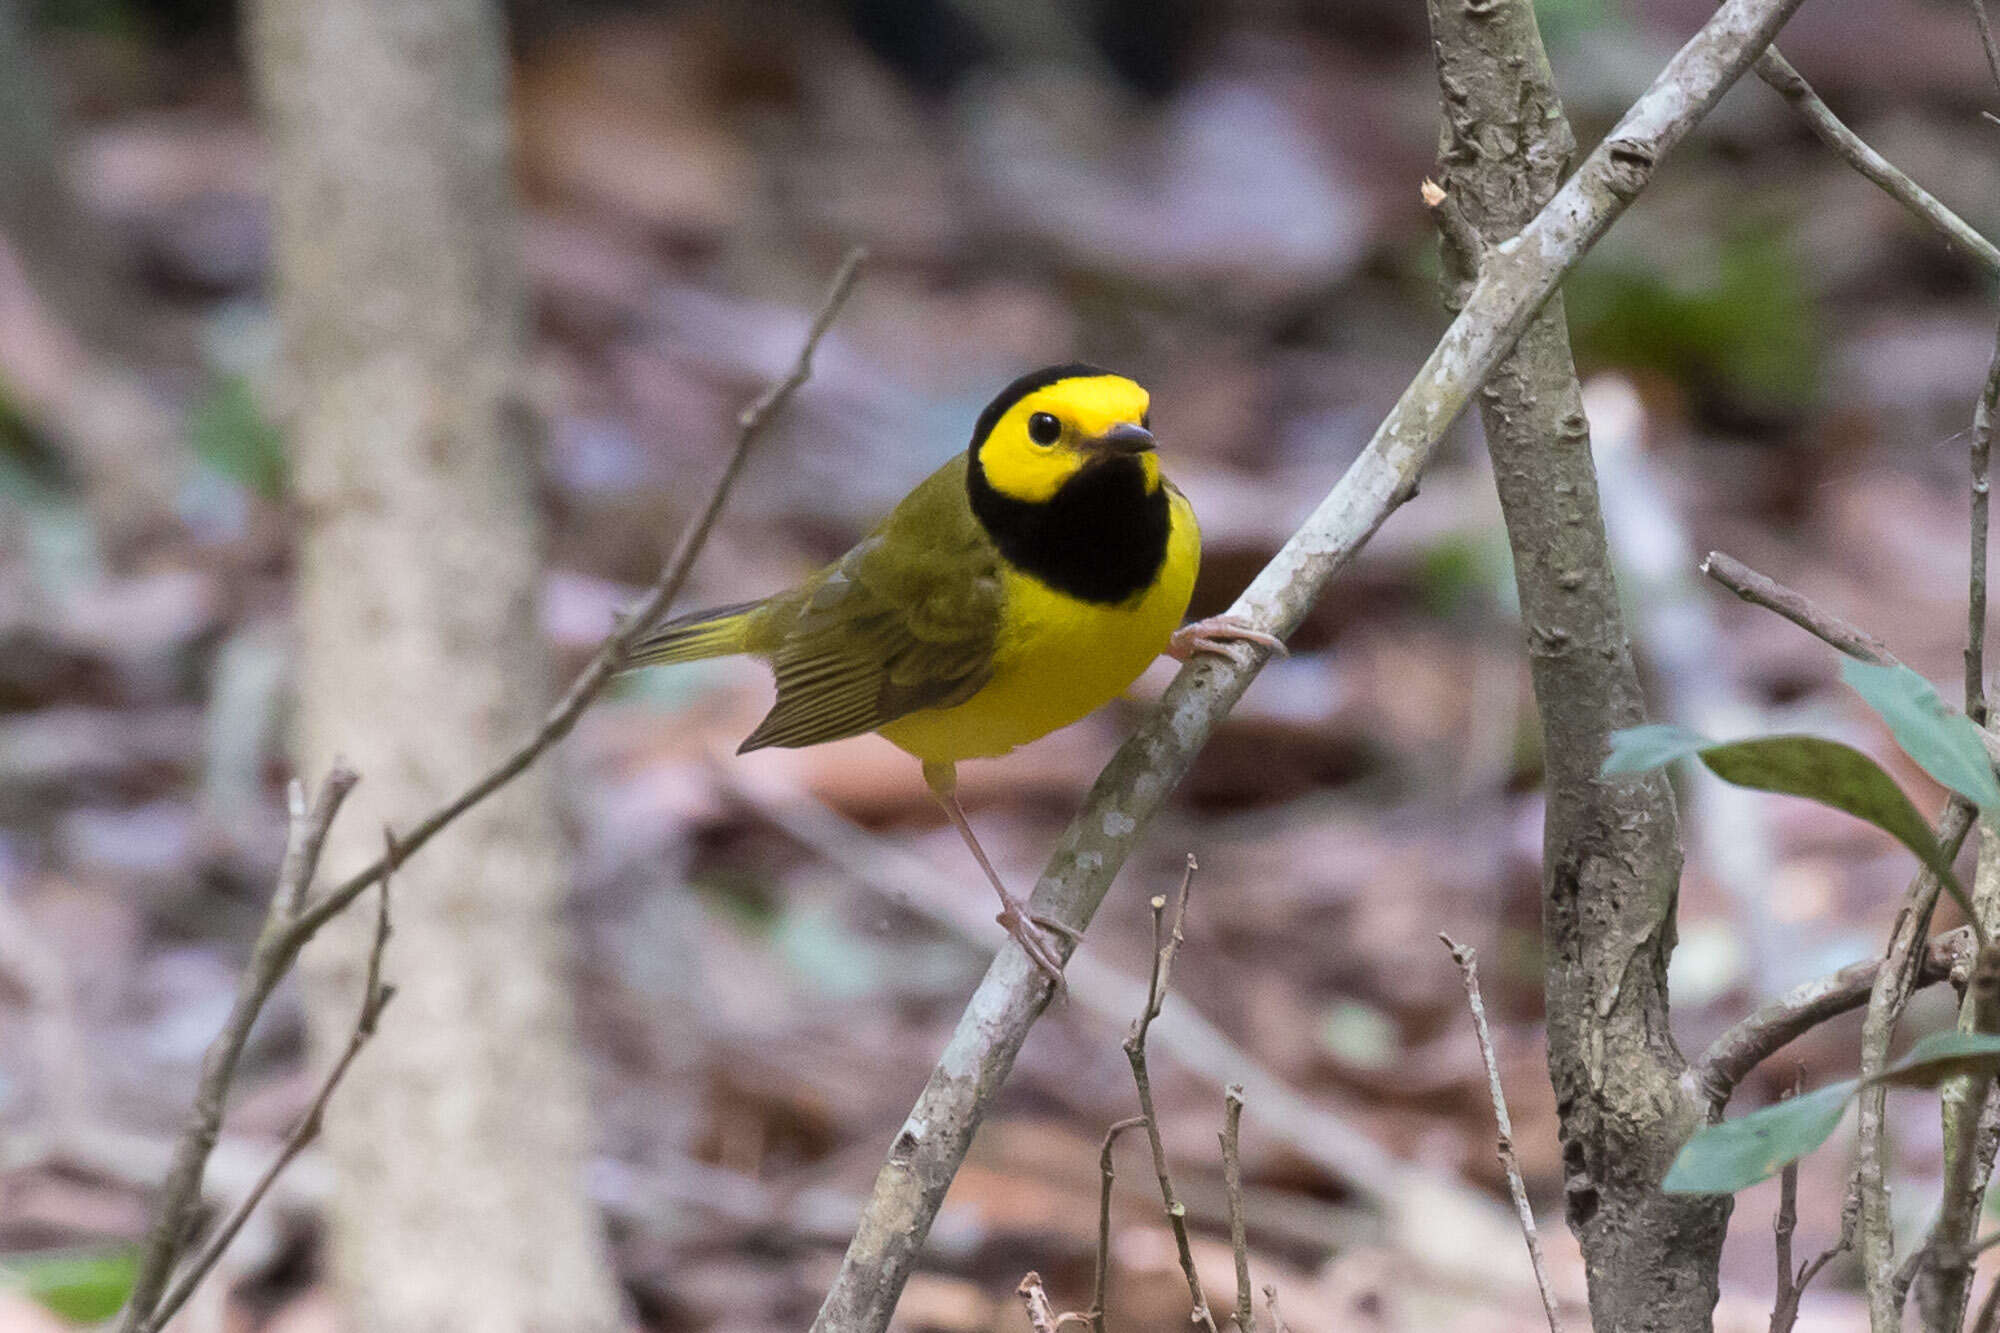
972, 370, 1157, 505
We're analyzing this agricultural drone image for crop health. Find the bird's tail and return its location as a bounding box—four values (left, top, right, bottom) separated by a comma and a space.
624, 599, 761, 669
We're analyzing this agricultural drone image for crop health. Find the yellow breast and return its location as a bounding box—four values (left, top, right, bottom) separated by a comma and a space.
877, 489, 1200, 763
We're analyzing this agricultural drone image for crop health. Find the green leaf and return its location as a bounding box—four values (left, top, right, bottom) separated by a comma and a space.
1842, 659, 2000, 810
7, 1247, 139, 1323
188, 376, 286, 500
1693, 735, 1974, 921
1874, 1031, 2000, 1088
1662, 1080, 1857, 1194
1602, 724, 1714, 775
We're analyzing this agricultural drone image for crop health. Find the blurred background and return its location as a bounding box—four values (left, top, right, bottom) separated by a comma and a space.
2, 0, 1999, 1328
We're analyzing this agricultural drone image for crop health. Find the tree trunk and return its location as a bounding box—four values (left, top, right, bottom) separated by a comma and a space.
248, 0, 625, 1327
1427, 0, 1729, 1327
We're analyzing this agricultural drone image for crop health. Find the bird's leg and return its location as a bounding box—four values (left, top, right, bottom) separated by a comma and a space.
1167, 614, 1288, 664
922, 761, 1071, 990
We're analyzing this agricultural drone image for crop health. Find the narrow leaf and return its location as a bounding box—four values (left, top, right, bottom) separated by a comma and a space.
1661, 1080, 1857, 1194
1872, 1031, 2000, 1089
1693, 735, 1975, 922
1602, 724, 1713, 775
1842, 659, 2000, 809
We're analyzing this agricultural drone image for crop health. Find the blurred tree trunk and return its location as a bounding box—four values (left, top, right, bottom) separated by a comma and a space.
247, 0, 625, 1329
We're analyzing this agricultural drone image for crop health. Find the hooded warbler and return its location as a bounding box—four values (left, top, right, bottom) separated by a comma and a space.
627, 364, 1280, 981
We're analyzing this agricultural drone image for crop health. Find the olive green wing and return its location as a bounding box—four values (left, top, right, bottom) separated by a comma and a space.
739, 456, 1002, 752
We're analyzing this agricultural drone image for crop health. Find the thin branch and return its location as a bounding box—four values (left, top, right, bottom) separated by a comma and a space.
1971, 324, 2000, 725
1769, 1067, 1847, 1333
1751, 50, 2000, 277
1124, 860, 1217, 1333
1913, 941, 2000, 1328
1091, 1117, 1146, 1333
116, 250, 865, 1331
809, 1, 1817, 1319
141, 873, 395, 1332
1422, 177, 1484, 306
1220, 1086, 1253, 1333
1974, 0, 2000, 99
1441, 935, 1563, 1333
117, 765, 358, 1328
294, 246, 864, 940
1772, 1153, 1801, 1333
720, 766, 1411, 1205
1856, 799, 1981, 1329
1702, 550, 2000, 780
1700, 551, 1896, 666
1691, 927, 1970, 1118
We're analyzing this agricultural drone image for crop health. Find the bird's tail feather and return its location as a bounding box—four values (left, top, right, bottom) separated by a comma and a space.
624, 600, 761, 668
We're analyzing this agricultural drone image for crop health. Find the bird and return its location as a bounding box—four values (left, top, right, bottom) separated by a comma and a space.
624, 364, 1281, 983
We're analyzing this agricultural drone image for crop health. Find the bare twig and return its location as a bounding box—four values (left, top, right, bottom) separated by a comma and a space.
1701, 550, 2000, 780
142, 873, 395, 1332
1441, 935, 1563, 1333
1913, 940, 2000, 1328
294, 246, 864, 940
1971, 326, 2000, 725
809, 1, 1819, 1318
1691, 928, 1970, 1118
721, 766, 1411, 1206
116, 250, 865, 1331
1124, 859, 1217, 1333
1091, 1117, 1146, 1333
1017, 1272, 1079, 1333
1263, 1283, 1291, 1333
1772, 1154, 1801, 1333
1857, 798, 1982, 1329
1974, 0, 2000, 99
1768, 1068, 1847, 1333
1422, 177, 1484, 304
118, 766, 358, 1327
1751, 50, 2000, 277
1700, 551, 1897, 666
1220, 1086, 1253, 1333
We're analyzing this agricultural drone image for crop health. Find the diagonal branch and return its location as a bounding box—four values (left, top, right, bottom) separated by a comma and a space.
1690, 927, 1971, 1117
1752, 50, 2000, 276
293, 246, 865, 941
1701, 551, 1897, 666
112, 250, 866, 1331
808, 0, 1816, 1323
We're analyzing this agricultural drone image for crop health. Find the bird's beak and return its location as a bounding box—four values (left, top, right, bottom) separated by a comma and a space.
1091, 422, 1156, 456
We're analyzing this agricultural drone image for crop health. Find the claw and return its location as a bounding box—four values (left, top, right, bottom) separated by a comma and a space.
1167, 614, 1288, 664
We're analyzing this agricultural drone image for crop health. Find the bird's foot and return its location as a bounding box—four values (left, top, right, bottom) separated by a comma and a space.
996, 896, 1071, 998
1167, 615, 1288, 665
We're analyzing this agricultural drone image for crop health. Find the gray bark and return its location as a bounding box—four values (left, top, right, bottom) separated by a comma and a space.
1428, 0, 1726, 1327
248, 0, 624, 1328
810, 0, 1811, 1322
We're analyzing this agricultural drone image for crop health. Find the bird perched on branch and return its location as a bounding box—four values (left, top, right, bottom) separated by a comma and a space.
625, 364, 1279, 982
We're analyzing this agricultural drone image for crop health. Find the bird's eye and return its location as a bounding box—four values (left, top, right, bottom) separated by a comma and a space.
1027, 412, 1062, 446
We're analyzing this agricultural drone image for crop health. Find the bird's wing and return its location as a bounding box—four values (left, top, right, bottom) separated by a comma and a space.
739, 457, 1002, 751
